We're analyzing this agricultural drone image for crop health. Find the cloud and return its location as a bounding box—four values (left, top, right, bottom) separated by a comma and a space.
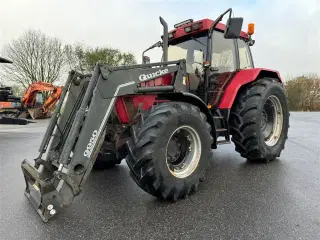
237, 0, 320, 78
0, 0, 319, 79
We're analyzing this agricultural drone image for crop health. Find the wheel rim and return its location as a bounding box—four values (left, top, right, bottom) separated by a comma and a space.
165, 125, 202, 178
261, 95, 284, 146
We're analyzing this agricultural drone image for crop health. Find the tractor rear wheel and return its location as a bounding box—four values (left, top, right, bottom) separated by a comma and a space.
93, 127, 128, 170
93, 143, 127, 170
126, 102, 213, 201
93, 151, 123, 170
229, 77, 289, 163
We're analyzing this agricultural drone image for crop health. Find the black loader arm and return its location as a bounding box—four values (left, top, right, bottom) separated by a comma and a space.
20, 60, 186, 222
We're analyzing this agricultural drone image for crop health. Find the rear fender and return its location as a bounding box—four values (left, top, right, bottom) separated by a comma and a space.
218, 68, 282, 109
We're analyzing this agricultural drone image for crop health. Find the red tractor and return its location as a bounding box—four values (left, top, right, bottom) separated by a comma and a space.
21, 8, 289, 222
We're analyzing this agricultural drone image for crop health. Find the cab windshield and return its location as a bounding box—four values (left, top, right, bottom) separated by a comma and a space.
168, 33, 208, 74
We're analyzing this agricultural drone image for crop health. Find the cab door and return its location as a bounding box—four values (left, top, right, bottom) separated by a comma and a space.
236, 38, 254, 69
208, 30, 238, 107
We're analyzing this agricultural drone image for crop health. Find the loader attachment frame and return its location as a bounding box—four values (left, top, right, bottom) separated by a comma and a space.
21, 60, 187, 222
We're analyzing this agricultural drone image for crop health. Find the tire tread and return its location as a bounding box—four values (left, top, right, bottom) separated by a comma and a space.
230, 77, 289, 163
126, 102, 212, 200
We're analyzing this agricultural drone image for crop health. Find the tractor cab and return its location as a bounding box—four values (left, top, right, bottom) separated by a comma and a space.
142, 9, 256, 104
166, 18, 255, 75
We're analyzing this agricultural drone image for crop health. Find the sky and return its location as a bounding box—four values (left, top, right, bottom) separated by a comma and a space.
0, 0, 319, 81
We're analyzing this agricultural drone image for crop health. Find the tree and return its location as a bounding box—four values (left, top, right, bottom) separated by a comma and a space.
64, 43, 87, 74
65, 43, 137, 73
0, 30, 66, 88
10, 84, 25, 97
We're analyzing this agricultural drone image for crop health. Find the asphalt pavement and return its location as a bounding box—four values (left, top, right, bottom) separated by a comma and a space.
0, 112, 319, 240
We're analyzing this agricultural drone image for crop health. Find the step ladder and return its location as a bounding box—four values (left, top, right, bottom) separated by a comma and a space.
212, 113, 231, 145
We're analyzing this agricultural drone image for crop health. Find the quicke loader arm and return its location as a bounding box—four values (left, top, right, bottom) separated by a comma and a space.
21, 60, 188, 222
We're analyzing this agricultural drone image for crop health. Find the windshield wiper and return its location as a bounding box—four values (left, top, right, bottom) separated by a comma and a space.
191, 36, 206, 47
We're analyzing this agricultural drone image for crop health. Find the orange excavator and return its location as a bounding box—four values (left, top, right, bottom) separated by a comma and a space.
20, 82, 63, 119
0, 57, 63, 123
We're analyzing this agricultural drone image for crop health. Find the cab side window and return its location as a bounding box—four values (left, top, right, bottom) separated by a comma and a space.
211, 31, 237, 73
237, 39, 253, 69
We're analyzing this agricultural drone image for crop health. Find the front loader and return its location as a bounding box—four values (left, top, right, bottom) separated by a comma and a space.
21, 8, 289, 222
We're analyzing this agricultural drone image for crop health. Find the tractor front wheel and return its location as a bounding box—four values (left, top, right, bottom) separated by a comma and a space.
126, 102, 213, 201
229, 77, 289, 163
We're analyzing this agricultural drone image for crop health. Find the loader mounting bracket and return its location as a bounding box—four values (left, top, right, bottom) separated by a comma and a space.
54, 171, 81, 196
21, 159, 77, 222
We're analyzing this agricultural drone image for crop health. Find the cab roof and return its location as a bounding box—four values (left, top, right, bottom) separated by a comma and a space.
168, 18, 249, 41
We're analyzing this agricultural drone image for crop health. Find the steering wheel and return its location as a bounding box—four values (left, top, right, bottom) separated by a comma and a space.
193, 61, 204, 75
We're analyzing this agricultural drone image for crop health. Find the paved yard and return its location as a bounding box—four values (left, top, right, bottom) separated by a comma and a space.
0, 112, 319, 240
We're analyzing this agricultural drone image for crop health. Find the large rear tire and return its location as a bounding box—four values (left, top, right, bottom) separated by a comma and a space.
93, 127, 128, 170
126, 102, 213, 201
229, 77, 289, 163
93, 151, 123, 170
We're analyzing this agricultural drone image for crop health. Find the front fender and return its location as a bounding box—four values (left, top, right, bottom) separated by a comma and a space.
159, 92, 217, 148
218, 68, 282, 109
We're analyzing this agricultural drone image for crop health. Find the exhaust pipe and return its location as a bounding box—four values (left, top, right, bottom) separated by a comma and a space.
159, 16, 168, 62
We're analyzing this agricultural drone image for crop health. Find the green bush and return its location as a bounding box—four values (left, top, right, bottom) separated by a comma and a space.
284, 75, 320, 111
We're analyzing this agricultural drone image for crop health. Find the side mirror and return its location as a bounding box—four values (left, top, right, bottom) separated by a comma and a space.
142, 56, 150, 64
224, 17, 243, 39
